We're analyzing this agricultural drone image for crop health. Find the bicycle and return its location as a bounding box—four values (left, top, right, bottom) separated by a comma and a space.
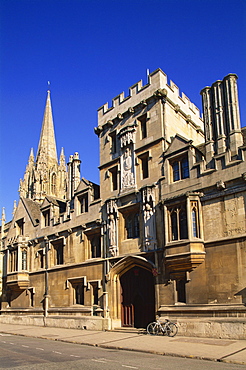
147, 318, 178, 337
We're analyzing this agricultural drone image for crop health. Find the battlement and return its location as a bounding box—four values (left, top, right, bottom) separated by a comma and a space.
97, 68, 202, 125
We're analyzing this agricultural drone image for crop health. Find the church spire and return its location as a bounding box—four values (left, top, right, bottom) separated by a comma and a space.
19, 90, 68, 203
36, 90, 58, 167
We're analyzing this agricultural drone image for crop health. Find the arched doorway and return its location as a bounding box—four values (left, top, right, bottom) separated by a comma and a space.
120, 266, 155, 328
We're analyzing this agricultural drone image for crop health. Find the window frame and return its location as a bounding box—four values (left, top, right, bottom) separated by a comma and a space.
74, 283, 85, 305
138, 113, 147, 140
169, 203, 188, 241
90, 234, 101, 259
21, 249, 27, 270
170, 153, 189, 182
109, 131, 117, 155
16, 218, 24, 236
125, 212, 140, 239
37, 249, 44, 269
9, 249, 18, 272
78, 193, 89, 214
139, 152, 149, 179
51, 239, 65, 266
166, 196, 202, 243
109, 166, 118, 191
191, 201, 200, 238
42, 209, 50, 227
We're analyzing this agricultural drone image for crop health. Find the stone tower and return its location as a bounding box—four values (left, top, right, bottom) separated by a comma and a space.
200, 73, 243, 163
19, 91, 67, 202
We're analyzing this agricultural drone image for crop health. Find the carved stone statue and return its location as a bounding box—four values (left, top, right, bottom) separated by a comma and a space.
122, 147, 135, 188
107, 200, 118, 257
108, 214, 116, 247
142, 188, 157, 251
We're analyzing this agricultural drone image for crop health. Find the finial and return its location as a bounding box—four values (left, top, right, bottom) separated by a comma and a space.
28, 148, 34, 162
1, 207, 6, 224
47, 81, 51, 93
12, 200, 17, 216
59, 147, 66, 165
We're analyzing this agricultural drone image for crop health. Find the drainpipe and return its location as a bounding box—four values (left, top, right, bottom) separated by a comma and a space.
44, 237, 49, 324
102, 220, 109, 320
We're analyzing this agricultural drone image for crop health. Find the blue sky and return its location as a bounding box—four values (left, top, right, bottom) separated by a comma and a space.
0, 0, 245, 222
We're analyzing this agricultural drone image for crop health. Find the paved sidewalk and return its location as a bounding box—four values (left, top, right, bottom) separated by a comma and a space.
0, 323, 246, 365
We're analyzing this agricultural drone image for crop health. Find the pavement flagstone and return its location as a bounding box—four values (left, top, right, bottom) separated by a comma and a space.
0, 323, 245, 365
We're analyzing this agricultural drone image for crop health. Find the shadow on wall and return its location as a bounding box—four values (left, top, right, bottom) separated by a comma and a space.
235, 288, 246, 304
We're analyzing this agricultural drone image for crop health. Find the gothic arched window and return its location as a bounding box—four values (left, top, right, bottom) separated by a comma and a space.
191, 202, 199, 238
169, 204, 188, 241
22, 249, 27, 270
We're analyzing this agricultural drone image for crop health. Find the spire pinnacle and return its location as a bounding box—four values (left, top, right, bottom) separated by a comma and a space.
12, 200, 17, 216
28, 148, 34, 163
36, 91, 58, 166
1, 207, 6, 224
59, 147, 66, 168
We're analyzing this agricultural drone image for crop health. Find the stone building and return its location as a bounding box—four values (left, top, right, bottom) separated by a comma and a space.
0, 69, 245, 337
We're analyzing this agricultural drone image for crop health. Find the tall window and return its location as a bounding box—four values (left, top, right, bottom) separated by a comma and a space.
43, 210, 50, 227
92, 283, 99, 305
75, 284, 84, 305
9, 250, 17, 272
90, 235, 101, 258
176, 279, 186, 303
21, 249, 27, 270
109, 166, 118, 191
125, 213, 139, 239
110, 131, 117, 154
138, 114, 147, 139
16, 218, 24, 236
171, 154, 189, 182
78, 194, 88, 213
191, 201, 199, 238
37, 249, 44, 269
140, 153, 149, 179
169, 204, 188, 241
56, 245, 64, 265
52, 241, 64, 265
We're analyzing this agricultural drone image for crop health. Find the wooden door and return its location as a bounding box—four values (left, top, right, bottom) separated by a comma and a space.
120, 267, 155, 328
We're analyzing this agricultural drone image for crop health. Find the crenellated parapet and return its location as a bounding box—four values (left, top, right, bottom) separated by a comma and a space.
96, 68, 203, 132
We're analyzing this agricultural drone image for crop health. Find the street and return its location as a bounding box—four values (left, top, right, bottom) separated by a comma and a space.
0, 333, 244, 369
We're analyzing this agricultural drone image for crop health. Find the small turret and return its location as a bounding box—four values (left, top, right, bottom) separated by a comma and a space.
12, 200, 17, 216
67, 152, 81, 200
200, 74, 243, 162
59, 147, 66, 168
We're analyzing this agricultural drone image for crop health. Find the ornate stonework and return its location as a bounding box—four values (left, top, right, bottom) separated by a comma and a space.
106, 199, 118, 257
142, 187, 157, 251
119, 125, 136, 191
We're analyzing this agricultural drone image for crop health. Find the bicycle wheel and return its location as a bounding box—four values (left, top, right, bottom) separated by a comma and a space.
166, 322, 178, 337
147, 322, 158, 335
